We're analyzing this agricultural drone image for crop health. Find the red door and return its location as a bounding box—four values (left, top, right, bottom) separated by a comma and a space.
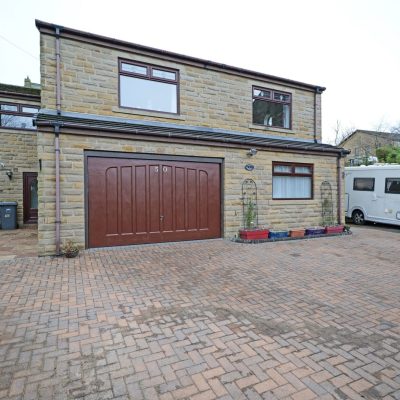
23, 172, 38, 224
87, 157, 221, 248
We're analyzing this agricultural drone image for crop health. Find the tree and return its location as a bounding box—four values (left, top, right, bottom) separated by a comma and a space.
390, 122, 400, 135
376, 146, 400, 163
333, 120, 355, 146
374, 122, 400, 163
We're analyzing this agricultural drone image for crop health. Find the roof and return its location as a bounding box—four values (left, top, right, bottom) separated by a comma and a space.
339, 129, 400, 146
0, 83, 40, 102
35, 20, 326, 93
35, 110, 349, 156
345, 164, 400, 170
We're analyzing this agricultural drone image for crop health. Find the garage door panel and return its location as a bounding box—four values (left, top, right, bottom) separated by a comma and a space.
149, 165, 161, 233
186, 168, 198, 231
121, 166, 133, 235
174, 167, 186, 231
87, 156, 221, 248
162, 165, 174, 233
199, 170, 209, 230
105, 167, 118, 236
135, 165, 147, 234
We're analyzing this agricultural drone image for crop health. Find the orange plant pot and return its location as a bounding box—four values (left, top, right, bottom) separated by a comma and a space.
290, 229, 305, 238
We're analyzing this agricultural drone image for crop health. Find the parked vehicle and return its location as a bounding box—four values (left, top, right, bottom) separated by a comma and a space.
345, 164, 400, 225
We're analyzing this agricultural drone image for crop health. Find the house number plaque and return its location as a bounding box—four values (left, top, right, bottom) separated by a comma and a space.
245, 164, 254, 171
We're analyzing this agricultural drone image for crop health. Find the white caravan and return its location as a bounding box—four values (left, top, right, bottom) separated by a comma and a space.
345, 164, 400, 226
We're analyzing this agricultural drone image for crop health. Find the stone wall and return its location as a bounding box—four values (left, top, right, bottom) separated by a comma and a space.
37, 131, 342, 255
341, 131, 399, 163
40, 34, 321, 142
0, 130, 37, 226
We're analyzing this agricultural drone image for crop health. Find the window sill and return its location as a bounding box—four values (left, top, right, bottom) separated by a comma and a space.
248, 123, 294, 134
269, 199, 316, 205
112, 107, 186, 121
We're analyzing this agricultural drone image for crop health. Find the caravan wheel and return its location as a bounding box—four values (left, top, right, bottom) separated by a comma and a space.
352, 210, 365, 225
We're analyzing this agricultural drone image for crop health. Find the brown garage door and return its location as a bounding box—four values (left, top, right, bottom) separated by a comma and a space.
87, 156, 221, 248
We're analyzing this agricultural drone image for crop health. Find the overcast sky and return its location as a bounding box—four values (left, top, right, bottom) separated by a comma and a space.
1, 0, 399, 143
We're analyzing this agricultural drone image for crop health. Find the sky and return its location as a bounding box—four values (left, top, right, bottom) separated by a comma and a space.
1, 0, 399, 144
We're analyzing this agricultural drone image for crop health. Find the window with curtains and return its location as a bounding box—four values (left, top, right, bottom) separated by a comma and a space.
272, 162, 313, 199
252, 87, 291, 129
119, 59, 179, 114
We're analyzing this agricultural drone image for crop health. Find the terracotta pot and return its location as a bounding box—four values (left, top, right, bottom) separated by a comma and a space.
325, 225, 344, 234
290, 229, 305, 238
239, 229, 269, 240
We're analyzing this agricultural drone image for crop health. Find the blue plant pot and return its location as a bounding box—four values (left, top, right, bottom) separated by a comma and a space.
269, 230, 289, 239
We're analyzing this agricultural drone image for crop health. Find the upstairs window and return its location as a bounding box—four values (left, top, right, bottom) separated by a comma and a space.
0, 103, 39, 130
253, 87, 291, 129
272, 162, 313, 199
119, 60, 178, 114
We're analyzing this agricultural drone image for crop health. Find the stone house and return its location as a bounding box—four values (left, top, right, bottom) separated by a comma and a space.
2, 20, 349, 255
0, 80, 40, 227
339, 129, 400, 165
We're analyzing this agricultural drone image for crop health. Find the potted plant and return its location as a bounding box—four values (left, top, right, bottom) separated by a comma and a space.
63, 240, 80, 258
321, 198, 344, 234
239, 198, 269, 240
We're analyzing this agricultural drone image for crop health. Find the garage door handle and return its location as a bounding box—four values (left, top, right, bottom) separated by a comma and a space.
160, 215, 164, 220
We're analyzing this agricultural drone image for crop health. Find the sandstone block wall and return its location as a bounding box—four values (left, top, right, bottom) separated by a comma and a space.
37, 131, 342, 255
0, 130, 38, 226
0, 94, 40, 227
40, 34, 322, 142
341, 132, 399, 163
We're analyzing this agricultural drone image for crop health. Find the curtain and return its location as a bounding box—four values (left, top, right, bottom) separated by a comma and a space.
273, 176, 312, 198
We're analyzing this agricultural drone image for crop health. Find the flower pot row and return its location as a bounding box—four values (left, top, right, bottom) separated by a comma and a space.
239, 225, 345, 240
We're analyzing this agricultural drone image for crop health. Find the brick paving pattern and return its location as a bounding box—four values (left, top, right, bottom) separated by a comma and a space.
0, 228, 37, 260
0, 226, 399, 399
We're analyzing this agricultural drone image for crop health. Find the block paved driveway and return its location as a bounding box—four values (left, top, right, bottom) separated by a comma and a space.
0, 227, 399, 399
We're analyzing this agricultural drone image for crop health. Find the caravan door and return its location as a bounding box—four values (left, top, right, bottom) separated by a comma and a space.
384, 177, 400, 224
353, 176, 381, 220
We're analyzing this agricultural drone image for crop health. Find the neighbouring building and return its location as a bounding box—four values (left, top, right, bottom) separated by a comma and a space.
0, 80, 40, 227
339, 129, 400, 165
3, 20, 350, 255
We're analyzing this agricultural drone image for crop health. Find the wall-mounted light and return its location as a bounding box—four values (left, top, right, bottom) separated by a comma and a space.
5, 170, 13, 180
247, 148, 257, 157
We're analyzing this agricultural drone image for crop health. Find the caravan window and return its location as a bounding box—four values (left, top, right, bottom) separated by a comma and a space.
385, 178, 400, 194
353, 177, 375, 191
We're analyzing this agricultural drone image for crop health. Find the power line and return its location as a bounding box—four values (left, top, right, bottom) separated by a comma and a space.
0, 33, 39, 61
